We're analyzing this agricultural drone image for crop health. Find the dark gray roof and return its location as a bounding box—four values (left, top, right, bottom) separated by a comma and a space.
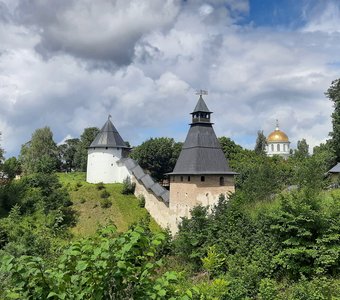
150, 182, 167, 197
131, 165, 145, 180
168, 97, 236, 175
192, 95, 211, 113
141, 174, 155, 189
89, 119, 129, 148
161, 190, 169, 204
124, 158, 138, 170
328, 162, 340, 173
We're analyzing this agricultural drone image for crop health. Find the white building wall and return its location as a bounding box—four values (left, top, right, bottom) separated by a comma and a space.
266, 142, 290, 158
86, 148, 131, 183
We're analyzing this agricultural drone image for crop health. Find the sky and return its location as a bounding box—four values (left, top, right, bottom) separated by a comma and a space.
0, 0, 340, 158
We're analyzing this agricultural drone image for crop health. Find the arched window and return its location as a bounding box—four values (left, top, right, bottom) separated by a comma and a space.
277, 144, 280, 151
271, 144, 274, 151
219, 176, 224, 186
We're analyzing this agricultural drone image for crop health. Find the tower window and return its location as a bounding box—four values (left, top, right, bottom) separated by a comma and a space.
172, 176, 175, 182
188, 176, 191, 182
277, 144, 280, 151
201, 176, 205, 182
180, 176, 183, 182
271, 144, 274, 151
219, 176, 224, 186
105, 147, 108, 150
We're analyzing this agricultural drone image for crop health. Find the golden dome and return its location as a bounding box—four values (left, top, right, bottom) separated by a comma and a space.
267, 129, 289, 142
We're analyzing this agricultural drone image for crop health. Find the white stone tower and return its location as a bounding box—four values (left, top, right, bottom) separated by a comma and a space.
86, 116, 131, 183
266, 120, 290, 159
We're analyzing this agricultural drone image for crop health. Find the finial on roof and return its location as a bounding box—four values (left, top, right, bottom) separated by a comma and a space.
196, 89, 208, 96
276, 119, 279, 130
108, 114, 112, 120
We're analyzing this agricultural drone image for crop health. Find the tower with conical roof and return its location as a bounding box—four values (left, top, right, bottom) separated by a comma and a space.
86, 116, 131, 183
266, 120, 290, 159
168, 94, 236, 218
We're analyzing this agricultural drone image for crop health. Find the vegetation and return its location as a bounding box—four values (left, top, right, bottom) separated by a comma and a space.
121, 176, 136, 195
254, 130, 267, 155
130, 137, 182, 181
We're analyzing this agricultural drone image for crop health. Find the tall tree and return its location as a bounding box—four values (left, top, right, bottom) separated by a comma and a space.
19, 127, 59, 174
218, 136, 243, 161
130, 137, 182, 181
325, 78, 340, 161
254, 130, 267, 155
74, 127, 99, 171
58, 138, 80, 172
294, 138, 309, 160
2, 157, 21, 180
0, 131, 4, 164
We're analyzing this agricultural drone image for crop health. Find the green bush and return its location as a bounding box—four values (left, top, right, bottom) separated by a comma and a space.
100, 190, 110, 199
121, 177, 136, 195
100, 198, 112, 209
138, 195, 145, 208
96, 182, 105, 190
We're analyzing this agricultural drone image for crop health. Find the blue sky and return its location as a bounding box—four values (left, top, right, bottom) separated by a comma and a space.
0, 0, 339, 157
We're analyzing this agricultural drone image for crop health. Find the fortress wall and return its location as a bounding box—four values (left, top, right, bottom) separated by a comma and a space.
132, 176, 179, 235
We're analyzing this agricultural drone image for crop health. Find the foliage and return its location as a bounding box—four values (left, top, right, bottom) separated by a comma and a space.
138, 194, 146, 208
2, 157, 21, 180
0, 131, 4, 165
58, 138, 80, 172
294, 138, 310, 160
0, 225, 188, 299
326, 78, 340, 161
254, 130, 268, 155
100, 189, 110, 199
121, 176, 136, 195
96, 182, 105, 190
218, 136, 243, 161
74, 127, 99, 171
19, 127, 59, 174
100, 198, 112, 208
130, 137, 182, 181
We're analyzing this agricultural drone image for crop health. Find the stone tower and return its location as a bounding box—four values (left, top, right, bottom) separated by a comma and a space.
266, 120, 290, 159
86, 116, 130, 183
168, 95, 236, 218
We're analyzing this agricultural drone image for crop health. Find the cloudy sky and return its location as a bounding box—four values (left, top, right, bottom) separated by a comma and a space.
0, 0, 340, 157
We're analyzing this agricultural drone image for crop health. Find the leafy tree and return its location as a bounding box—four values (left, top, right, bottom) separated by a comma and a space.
294, 138, 309, 160
254, 130, 267, 155
0, 131, 4, 164
326, 78, 340, 161
130, 137, 182, 181
19, 127, 59, 174
218, 136, 243, 161
74, 127, 99, 171
2, 157, 21, 180
58, 138, 80, 172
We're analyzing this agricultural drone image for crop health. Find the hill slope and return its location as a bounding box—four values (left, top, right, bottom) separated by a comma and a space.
58, 172, 160, 236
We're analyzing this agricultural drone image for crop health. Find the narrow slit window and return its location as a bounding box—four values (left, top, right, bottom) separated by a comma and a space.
201, 176, 205, 182
219, 176, 224, 186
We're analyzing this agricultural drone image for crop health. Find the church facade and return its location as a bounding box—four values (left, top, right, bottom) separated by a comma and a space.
266, 121, 290, 159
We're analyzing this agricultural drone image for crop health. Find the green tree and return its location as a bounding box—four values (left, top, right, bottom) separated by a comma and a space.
254, 130, 268, 155
74, 127, 99, 171
326, 78, 340, 161
2, 157, 21, 180
294, 138, 309, 160
130, 137, 182, 181
58, 138, 80, 172
218, 136, 243, 161
19, 127, 59, 174
0, 131, 4, 167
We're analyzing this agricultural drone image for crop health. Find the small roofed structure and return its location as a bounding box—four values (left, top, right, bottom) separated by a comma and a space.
168, 93, 236, 218
86, 116, 131, 183
327, 162, 340, 184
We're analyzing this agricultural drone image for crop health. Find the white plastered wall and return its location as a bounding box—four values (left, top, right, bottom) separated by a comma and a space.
86, 148, 131, 183
266, 142, 290, 158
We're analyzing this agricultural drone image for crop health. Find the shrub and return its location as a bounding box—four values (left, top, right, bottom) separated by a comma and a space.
100, 190, 110, 199
96, 182, 105, 190
79, 198, 86, 204
76, 182, 82, 188
122, 177, 136, 195
100, 198, 112, 209
138, 195, 145, 208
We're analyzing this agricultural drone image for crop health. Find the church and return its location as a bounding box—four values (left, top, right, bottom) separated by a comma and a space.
86, 94, 236, 233
266, 120, 290, 159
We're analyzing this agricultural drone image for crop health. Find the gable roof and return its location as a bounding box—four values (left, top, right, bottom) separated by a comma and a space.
328, 162, 340, 173
89, 119, 129, 148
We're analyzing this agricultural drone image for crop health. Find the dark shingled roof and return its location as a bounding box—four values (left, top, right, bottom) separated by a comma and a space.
141, 174, 155, 189
89, 119, 129, 148
192, 95, 211, 113
168, 97, 236, 175
328, 162, 340, 173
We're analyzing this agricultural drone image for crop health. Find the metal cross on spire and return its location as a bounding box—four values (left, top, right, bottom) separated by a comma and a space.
108, 114, 112, 120
276, 119, 279, 130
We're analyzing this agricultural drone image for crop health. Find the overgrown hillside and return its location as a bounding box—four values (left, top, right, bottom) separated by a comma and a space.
57, 172, 160, 236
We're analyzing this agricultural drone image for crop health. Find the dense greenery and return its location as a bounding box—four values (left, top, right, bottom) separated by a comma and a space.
130, 137, 182, 181
326, 78, 340, 161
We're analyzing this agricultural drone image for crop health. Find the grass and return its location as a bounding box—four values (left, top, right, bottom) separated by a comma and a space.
57, 172, 161, 237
